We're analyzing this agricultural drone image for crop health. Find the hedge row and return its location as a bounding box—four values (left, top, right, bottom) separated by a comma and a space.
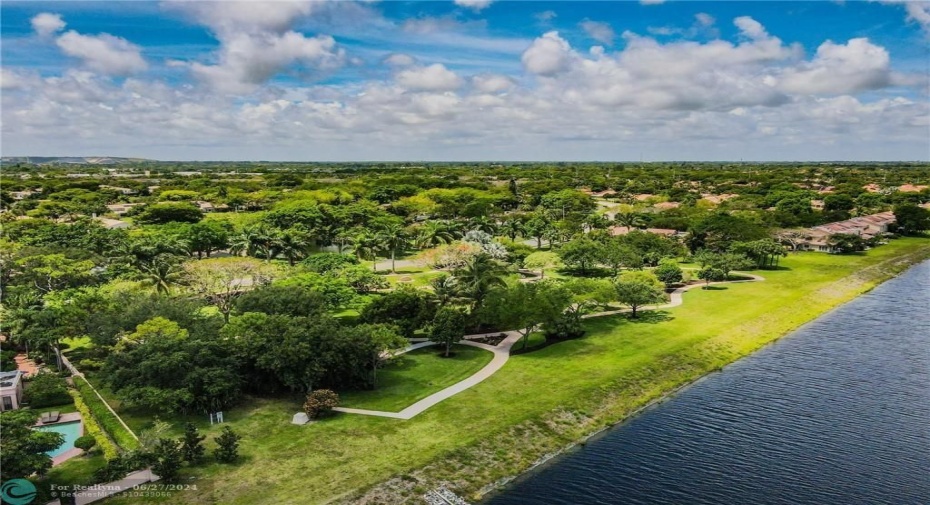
68, 389, 119, 459
72, 377, 140, 451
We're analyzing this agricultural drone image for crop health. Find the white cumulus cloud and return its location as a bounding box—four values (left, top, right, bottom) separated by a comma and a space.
522, 31, 575, 76
396, 64, 463, 92
31, 13, 66, 37
777, 38, 892, 94
56, 30, 147, 75
580, 20, 615, 45
454, 0, 494, 12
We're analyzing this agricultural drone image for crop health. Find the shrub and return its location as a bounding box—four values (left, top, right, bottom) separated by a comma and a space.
72, 377, 139, 451
151, 438, 183, 482
24, 372, 73, 408
93, 452, 150, 482
78, 359, 105, 371
68, 389, 119, 460
180, 422, 206, 464
0, 350, 18, 372
213, 426, 241, 464
74, 434, 97, 452
303, 389, 340, 419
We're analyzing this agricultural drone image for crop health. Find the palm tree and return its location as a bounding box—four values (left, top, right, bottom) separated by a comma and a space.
452, 253, 508, 311
377, 223, 407, 273
429, 274, 460, 307
354, 230, 382, 271
500, 219, 524, 242
415, 221, 456, 248
139, 254, 182, 295
614, 211, 645, 230
273, 229, 310, 266
468, 216, 497, 235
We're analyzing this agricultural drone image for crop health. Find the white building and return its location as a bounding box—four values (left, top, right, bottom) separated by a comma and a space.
0, 371, 24, 411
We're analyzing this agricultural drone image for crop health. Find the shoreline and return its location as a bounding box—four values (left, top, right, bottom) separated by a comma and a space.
340, 242, 930, 505
473, 252, 930, 503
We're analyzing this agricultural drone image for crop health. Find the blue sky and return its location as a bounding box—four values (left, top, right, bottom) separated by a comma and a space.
1, 1, 928, 161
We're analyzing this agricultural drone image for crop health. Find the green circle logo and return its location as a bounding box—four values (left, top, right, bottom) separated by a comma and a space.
1, 479, 37, 505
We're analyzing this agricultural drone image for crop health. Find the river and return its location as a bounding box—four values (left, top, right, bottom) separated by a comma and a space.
486, 261, 930, 505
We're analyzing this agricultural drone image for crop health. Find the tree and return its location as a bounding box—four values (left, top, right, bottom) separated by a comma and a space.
614, 210, 644, 230
234, 284, 327, 318
0, 409, 64, 478
613, 271, 665, 318
180, 422, 206, 464
694, 251, 754, 279
429, 307, 467, 357
653, 259, 683, 288
558, 237, 604, 275
105, 324, 242, 415
429, 275, 460, 307
523, 214, 553, 249
599, 237, 642, 275
353, 229, 382, 271
272, 229, 310, 266
152, 438, 184, 482
23, 372, 72, 408
482, 281, 572, 348
183, 221, 230, 259
731, 239, 787, 269
523, 251, 563, 278
304, 389, 340, 419
139, 254, 183, 295
452, 253, 508, 311
500, 219, 524, 242
359, 324, 407, 386
697, 267, 726, 288
74, 434, 97, 453
136, 202, 204, 224
828, 233, 867, 254
14, 253, 97, 293
214, 426, 241, 463
414, 221, 457, 248
893, 204, 930, 235
360, 288, 435, 339
377, 222, 408, 273
182, 258, 277, 323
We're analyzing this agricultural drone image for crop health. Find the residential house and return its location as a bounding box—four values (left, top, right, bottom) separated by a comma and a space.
796, 211, 896, 252
0, 371, 24, 411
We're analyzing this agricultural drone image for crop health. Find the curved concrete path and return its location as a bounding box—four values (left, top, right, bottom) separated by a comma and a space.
333, 272, 764, 420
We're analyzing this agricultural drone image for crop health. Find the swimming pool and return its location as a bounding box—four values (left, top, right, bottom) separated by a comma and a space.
35, 421, 82, 457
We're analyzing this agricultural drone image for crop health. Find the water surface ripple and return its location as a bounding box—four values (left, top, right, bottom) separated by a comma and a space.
487, 261, 930, 505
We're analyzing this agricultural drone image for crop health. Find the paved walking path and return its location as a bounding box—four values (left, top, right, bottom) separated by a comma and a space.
333, 273, 764, 420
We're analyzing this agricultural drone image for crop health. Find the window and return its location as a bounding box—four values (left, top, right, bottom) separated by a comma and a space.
2, 396, 13, 410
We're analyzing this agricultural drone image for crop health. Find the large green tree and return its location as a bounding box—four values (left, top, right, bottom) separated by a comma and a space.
613, 271, 666, 318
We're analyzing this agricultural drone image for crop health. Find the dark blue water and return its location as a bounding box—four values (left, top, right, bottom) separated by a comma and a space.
487, 261, 930, 505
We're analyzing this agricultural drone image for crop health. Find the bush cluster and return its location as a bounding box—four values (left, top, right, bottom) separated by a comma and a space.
303, 389, 340, 419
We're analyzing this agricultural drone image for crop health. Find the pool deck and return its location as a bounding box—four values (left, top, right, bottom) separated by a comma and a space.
35, 412, 85, 465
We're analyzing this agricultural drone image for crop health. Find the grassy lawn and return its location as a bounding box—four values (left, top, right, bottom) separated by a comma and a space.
98, 237, 929, 505
339, 345, 494, 411
386, 270, 445, 288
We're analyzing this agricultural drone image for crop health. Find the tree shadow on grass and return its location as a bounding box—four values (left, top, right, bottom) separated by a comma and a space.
702, 286, 728, 291
628, 310, 674, 324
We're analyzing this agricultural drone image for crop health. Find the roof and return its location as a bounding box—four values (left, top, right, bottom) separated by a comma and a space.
0, 370, 22, 390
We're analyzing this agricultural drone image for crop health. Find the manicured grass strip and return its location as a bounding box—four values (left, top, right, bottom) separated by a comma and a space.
339, 344, 495, 412
73, 376, 140, 451
68, 389, 119, 459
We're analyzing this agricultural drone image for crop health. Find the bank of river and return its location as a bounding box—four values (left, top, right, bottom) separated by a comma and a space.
486, 260, 930, 505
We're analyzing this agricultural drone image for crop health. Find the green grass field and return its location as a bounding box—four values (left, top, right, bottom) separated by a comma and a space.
98, 237, 930, 505
339, 345, 494, 411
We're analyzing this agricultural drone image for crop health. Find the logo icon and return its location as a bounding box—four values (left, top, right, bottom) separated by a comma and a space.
1, 479, 37, 505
